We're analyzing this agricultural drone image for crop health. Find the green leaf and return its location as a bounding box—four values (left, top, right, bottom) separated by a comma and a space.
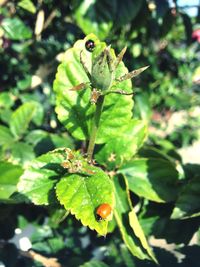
0, 92, 14, 109
31, 101, 44, 126
129, 210, 157, 263
95, 119, 147, 169
0, 108, 13, 125
79, 260, 109, 267
115, 0, 144, 27
25, 130, 49, 146
120, 244, 136, 267
118, 158, 179, 202
0, 161, 23, 200
0, 125, 14, 146
139, 146, 175, 163
10, 142, 35, 166
25, 131, 74, 155
10, 102, 37, 139
18, 0, 36, 14
53, 34, 133, 143
17, 148, 67, 205
56, 166, 115, 236
73, 0, 143, 39
171, 176, 200, 219
17, 75, 32, 91
135, 93, 152, 122
73, 0, 115, 39
1, 17, 32, 40
114, 175, 155, 261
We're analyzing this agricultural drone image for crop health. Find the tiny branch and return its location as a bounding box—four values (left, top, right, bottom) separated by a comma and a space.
43, 10, 57, 30
87, 95, 104, 162
20, 250, 62, 267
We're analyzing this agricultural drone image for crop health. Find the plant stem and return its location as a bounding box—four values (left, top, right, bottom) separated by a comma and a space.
87, 95, 104, 162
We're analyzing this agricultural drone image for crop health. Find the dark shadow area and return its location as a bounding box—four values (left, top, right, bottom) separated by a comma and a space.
34, 136, 55, 155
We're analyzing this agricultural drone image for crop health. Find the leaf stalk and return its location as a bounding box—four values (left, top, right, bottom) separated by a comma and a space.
87, 95, 104, 162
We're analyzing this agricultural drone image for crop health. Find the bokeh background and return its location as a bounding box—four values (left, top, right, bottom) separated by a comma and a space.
0, 1, 200, 267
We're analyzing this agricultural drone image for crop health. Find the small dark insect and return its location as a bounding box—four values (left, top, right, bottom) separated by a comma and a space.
96, 203, 112, 221
85, 39, 95, 52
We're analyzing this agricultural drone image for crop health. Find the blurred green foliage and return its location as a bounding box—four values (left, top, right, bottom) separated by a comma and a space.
0, 0, 200, 266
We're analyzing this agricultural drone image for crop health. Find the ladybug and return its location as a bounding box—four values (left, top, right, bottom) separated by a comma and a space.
96, 203, 112, 221
85, 39, 95, 52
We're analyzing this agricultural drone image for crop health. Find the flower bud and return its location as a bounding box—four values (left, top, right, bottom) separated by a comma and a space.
91, 46, 114, 91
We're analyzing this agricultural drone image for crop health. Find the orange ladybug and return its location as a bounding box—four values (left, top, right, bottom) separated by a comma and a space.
96, 203, 112, 221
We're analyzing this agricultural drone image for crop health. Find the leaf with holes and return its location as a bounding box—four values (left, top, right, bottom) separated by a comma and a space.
56, 166, 115, 236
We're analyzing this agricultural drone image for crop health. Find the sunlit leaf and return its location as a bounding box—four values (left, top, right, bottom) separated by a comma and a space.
53, 33, 133, 143
56, 166, 115, 236
10, 142, 35, 166
95, 119, 147, 169
18, 0, 36, 14
0, 92, 14, 109
0, 162, 23, 200
10, 102, 37, 139
114, 175, 155, 261
17, 149, 67, 205
129, 210, 157, 263
2, 17, 32, 40
0, 125, 14, 146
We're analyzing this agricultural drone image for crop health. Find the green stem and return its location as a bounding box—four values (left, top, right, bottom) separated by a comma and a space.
87, 95, 104, 162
